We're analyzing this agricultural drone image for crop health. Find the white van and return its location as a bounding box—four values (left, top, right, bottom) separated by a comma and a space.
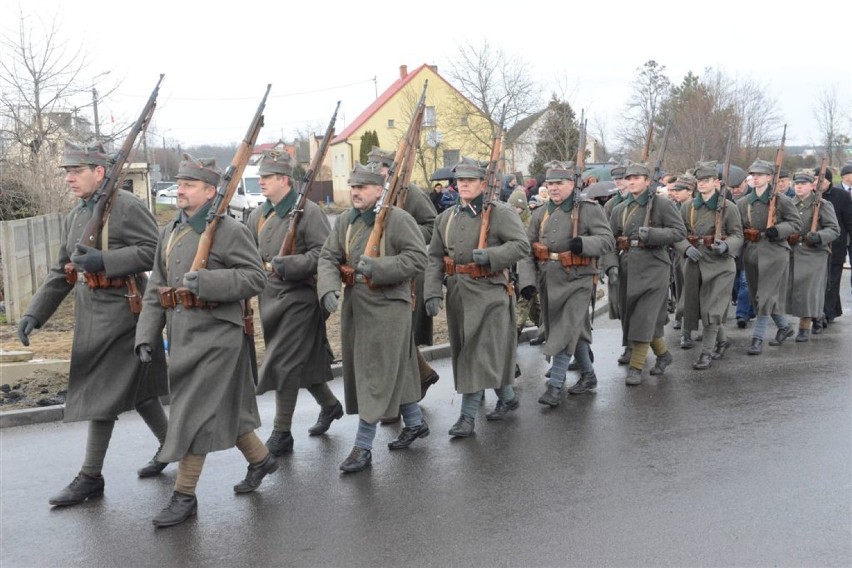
241, 165, 264, 213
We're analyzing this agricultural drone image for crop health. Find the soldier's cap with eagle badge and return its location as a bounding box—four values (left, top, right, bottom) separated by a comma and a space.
693, 160, 718, 180
348, 162, 385, 186
625, 162, 651, 177
544, 160, 576, 181
451, 156, 487, 179
59, 141, 111, 168
366, 146, 395, 168
748, 159, 775, 176
175, 153, 222, 187
673, 174, 697, 192
610, 160, 630, 180
257, 149, 293, 176
793, 169, 815, 184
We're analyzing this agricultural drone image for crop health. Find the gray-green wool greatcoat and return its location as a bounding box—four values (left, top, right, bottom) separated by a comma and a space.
247, 196, 334, 395
519, 198, 614, 357
787, 195, 839, 317
316, 206, 426, 424
24, 191, 168, 422
610, 190, 688, 343
736, 189, 802, 316
399, 184, 437, 346
424, 200, 530, 394
601, 191, 629, 320
135, 207, 266, 463
673, 194, 744, 329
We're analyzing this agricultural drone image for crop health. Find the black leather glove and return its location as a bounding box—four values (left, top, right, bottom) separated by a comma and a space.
356, 256, 374, 278
17, 315, 38, 347
182, 271, 199, 295
322, 291, 339, 313
425, 297, 443, 317
271, 256, 287, 277
765, 226, 779, 241
71, 244, 105, 273
568, 237, 583, 255
136, 344, 152, 363
520, 286, 536, 301
472, 249, 489, 266
804, 232, 821, 246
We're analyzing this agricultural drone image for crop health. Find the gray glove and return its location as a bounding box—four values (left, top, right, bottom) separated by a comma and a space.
182, 271, 199, 295
271, 256, 287, 277
71, 244, 105, 273
322, 291, 339, 314
637, 226, 650, 242
607, 267, 619, 285
472, 249, 489, 266
136, 344, 152, 363
425, 297, 443, 317
710, 240, 728, 255
356, 256, 374, 278
17, 315, 38, 347
685, 246, 703, 262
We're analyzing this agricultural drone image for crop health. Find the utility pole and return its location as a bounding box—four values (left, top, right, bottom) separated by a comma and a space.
92, 87, 101, 142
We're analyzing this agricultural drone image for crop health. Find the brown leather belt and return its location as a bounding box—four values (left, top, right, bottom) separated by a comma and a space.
531, 242, 591, 267
615, 236, 661, 251
443, 256, 498, 278
157, 286, 218, 309
743, 228, 764, 242
687, 235, 719, 247
63, 263, 125, 289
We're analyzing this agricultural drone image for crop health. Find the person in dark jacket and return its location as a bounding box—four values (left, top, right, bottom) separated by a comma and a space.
815, 167, 852, 331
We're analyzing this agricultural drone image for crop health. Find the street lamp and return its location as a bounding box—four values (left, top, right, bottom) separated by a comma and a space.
91, 71, 111, 143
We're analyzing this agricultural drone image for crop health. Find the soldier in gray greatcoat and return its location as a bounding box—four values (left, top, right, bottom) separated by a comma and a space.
317, 162, 428, 473
672, 162, 743, 370
736, 159, 803, 355
600, 161, 632, 363
518, 161, 614, 406
135, 155, 274, 528
786, 170, 839, 341
423, 157, 530, 437
17, 142, 169, 508
367, 147, 441, 404
668, 174, 697, 349
245, 150, 342, 457
609, 162, 688, 385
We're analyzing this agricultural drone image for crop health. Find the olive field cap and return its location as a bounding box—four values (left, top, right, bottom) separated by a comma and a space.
257, 150, 293, 176
544, 160, 576, 181
175, 154, 222, 187
60, 141, 111, 168
625, 162, 651, 177
672, 175, 697, 192
693, 160, 718, 180
748, 159, 775, 175
348, 162, 385, 186
792, 170, 814, 183
452, 157, 486, 179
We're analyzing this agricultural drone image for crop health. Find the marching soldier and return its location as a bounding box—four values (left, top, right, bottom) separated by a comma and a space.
317, 162, 428, 473
786, 170, 839, 341
668, 174, 697, 348
736, 159, 802, 355
17, 142, 170, 507
609, 162, 687, 385
600, 161, 631, 364
246, 150, 343, 456
423, 157, 530, 437
366, 147, 440, 401
518, 161, 614, 406
672, 162, 743, 370
135, 155, 275, 527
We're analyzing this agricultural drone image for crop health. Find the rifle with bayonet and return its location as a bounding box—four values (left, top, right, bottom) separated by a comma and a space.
477, 114, 506, 250
809, 156, 829, 235
277, 100, 340, 259
643, 112, 672, 229
715, 126, 734, 242
64, 74, 164, 314
572, 111, 587, 239
363, 80, 428, 259
766, 124, 787, 231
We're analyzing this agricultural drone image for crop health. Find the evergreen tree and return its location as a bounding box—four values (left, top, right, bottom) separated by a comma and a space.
529, 97, 580, 176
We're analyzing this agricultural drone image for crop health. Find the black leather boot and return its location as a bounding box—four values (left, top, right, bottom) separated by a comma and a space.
265, 430, 294, 456
234, 453, 279, 493
768, 325, 794, 346
538, 384, 562, 407
567, 371, 598, 395
388, 421, 430, 450
137, 445, 168, 478
711, 340, 731, 360
795, 329, 810, 342
339, 447, 372, 473
448, 415, 475, 438
152, 491, 197, 528
308, 401, 344, 436
650, 351, 673, 375
485, 396, 520, 421
747, 337, 763, 355
48, 472, 104, 506
693, 352, 713, 370
617, 347, 632, 365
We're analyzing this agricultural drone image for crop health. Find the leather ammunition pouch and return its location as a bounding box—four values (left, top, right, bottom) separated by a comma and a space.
687, 235, 717, 248
615, 236, 659, 251
339, 264, 356, 286
743, 228, 762, 242
532, 241, 591, 267
157, 286, 218, 309
64, 263, 123, 289
787, 232, 802, 246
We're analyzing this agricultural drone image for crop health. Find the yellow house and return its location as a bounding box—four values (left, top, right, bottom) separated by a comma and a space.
329, 64, 493, 205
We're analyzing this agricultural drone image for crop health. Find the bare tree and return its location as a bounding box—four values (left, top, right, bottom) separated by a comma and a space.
444, 41, 539, 158
617, 60, 672, 160
729, 78, 782, 165
0, 10, 96, 216
812, 84, 850, 167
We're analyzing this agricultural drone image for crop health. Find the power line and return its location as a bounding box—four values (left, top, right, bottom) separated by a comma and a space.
117, 78, 376, 101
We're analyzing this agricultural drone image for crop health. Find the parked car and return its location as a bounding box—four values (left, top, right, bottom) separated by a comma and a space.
155, 181, 250, 223
155, 183, 178, 205
151, 180, 175, 195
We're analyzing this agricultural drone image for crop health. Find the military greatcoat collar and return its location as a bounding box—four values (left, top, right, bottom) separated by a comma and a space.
456, 193, 484, 217
623, 188, 651, 207
546, 196, 573, 214
174, 201, 213, 234
747, 187, 772, 204
794, 192, 815, 208
348, 205, 377, 227
262, 189, 298, 219
694, 192, 719, 210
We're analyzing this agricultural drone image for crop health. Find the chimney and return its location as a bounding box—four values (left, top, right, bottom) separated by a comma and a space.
399, 65, 408, 79
428, 65, 438, 74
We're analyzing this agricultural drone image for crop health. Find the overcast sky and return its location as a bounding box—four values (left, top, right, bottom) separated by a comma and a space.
3, 0, 850, 150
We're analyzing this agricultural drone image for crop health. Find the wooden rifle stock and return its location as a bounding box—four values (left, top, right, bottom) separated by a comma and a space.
572, 112, 587, 238
640, 109, 656, 163
715, 126, 734, 241
77, 74, 164, 248
190, 84, 271, 271
644, 112, 672, 228
279, 101, 340, 257
478, 115, 505, 249
766, 124, 787, 230
364, 81, 428, 258
810, 156, 828, 233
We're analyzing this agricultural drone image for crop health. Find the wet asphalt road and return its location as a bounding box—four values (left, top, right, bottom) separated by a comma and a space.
2, 286, 851, 567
